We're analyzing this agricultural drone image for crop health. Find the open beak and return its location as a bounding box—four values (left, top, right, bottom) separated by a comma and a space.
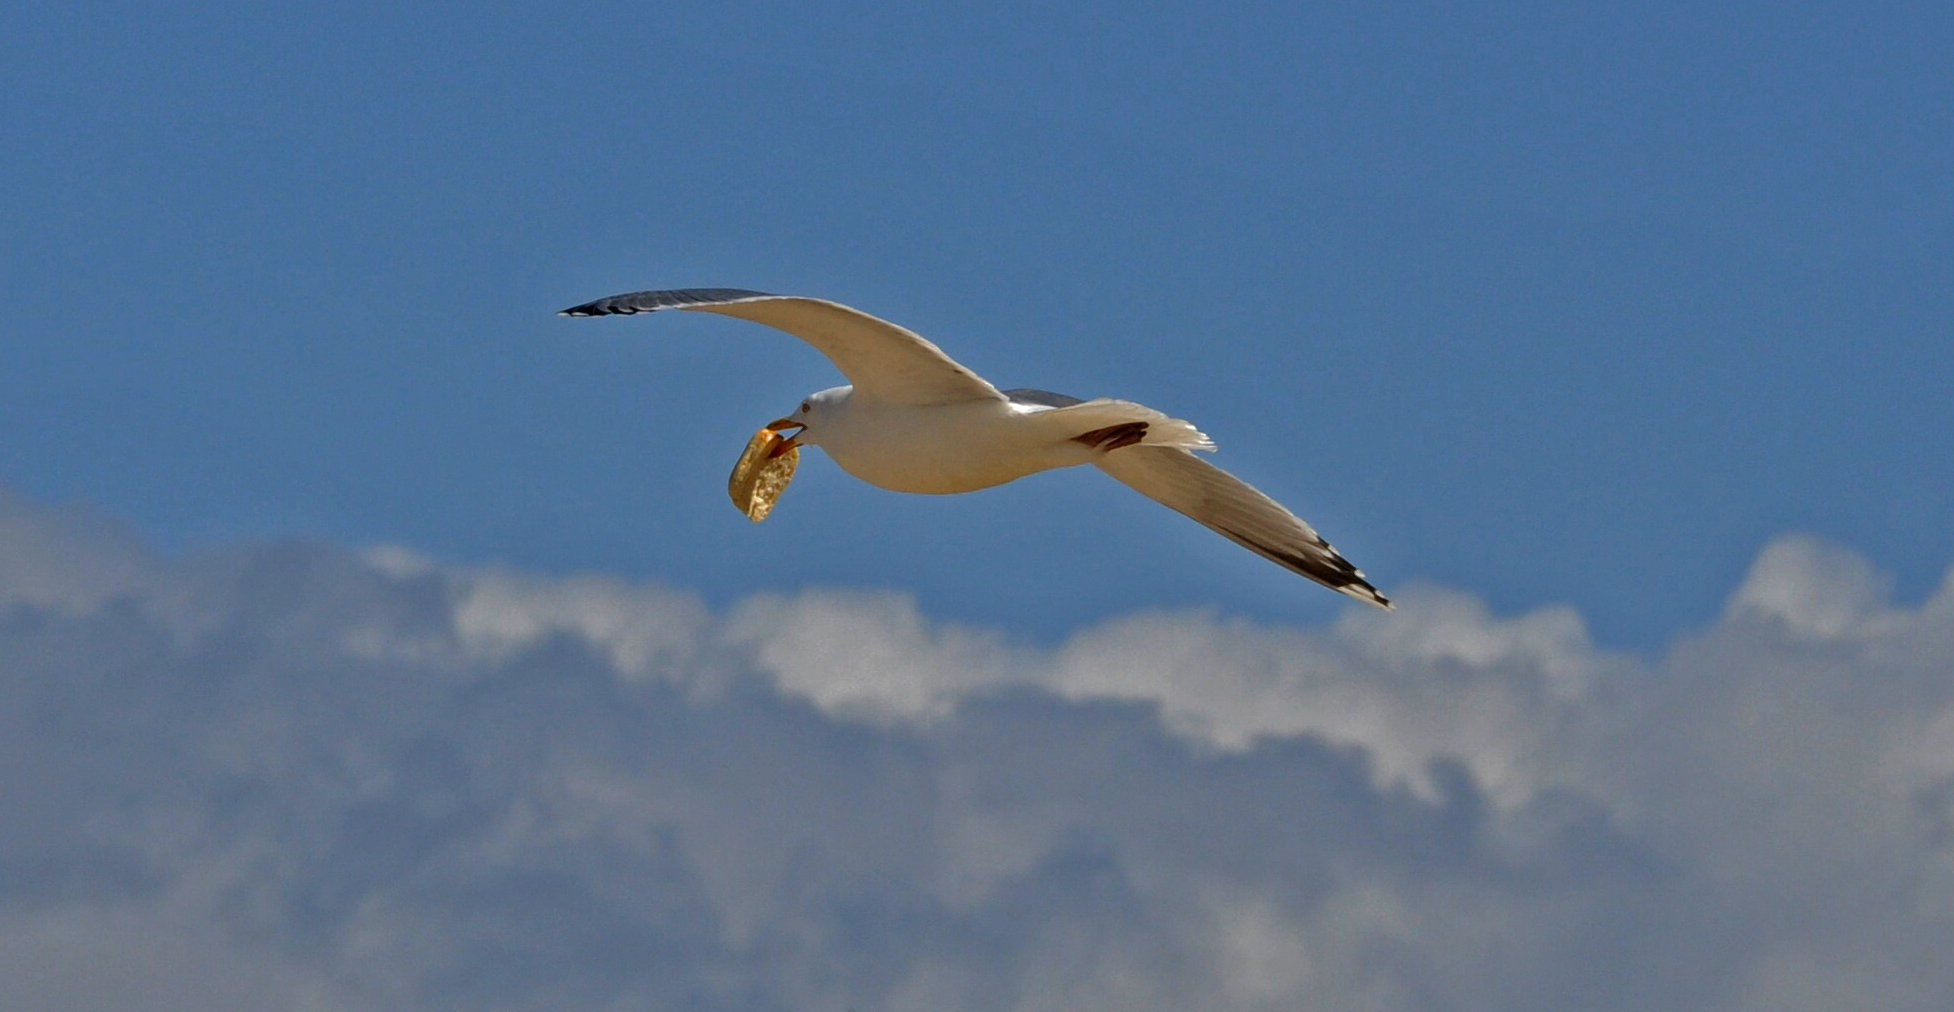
764, 418, 805, 457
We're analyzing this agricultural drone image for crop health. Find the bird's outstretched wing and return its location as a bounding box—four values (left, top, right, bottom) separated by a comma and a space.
561, 289, 1003, 406
1095, 445, 1392, 609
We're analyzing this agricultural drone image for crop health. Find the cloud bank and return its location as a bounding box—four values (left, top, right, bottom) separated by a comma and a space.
4, 485, 1952, 1011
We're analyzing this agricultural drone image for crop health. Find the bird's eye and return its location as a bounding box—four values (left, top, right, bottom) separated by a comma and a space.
800, 401, 812, 414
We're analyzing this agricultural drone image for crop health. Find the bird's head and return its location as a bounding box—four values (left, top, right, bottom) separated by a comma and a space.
765, 385, 848, 455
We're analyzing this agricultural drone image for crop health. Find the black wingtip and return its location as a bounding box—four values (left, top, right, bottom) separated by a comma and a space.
1213, 522, 1393, 610
559, 288, 777, 319
558, 299, 640, 317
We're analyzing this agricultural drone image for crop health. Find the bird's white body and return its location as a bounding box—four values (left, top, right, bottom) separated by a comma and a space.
809, 393, 1085, 493
800, 387, 1205, 494
561, 287, 1393, 608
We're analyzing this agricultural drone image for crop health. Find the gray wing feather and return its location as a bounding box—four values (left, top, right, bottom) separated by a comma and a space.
1095, 446, 1392, 609
561, 288, 1002, 406
1003, 387, 1087, 409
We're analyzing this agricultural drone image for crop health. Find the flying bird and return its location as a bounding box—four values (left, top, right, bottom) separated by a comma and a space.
561, 288, 1391, 609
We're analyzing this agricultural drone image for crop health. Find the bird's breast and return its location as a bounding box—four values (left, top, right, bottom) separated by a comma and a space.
817, 400, 1075, 494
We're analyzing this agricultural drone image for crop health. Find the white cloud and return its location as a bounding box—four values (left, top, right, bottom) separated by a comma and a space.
1723, 533, 1907, 640
2, 486, 1952, 1012
0, 487, 153, 612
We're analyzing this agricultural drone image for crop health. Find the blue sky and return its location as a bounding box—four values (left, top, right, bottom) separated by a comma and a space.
4, 3, 1948, 645
4, 6, 1954, 1010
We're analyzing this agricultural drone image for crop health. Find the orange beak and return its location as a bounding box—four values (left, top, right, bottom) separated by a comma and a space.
765, 418, 805, 457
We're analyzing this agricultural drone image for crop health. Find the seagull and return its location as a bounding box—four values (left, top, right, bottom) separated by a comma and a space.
561, 288, 1391, 609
